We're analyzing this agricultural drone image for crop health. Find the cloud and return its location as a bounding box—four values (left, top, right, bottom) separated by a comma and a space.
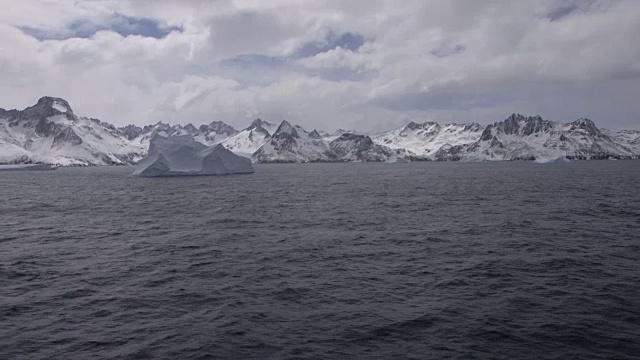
0, 0, 639, 131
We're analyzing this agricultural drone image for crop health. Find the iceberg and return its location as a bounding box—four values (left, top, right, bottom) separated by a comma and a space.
386, 156, 410, 164
133, 135, 254, 177
459, 154, 488, 163
534, 155, 570, 164
0, 164, 57, 171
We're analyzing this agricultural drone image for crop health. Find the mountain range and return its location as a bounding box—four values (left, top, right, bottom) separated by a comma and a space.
1, 97, 639, 165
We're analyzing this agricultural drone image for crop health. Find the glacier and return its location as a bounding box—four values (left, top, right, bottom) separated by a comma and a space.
459, 154, 489, 163
534, 155, 571, 164
386, 156, 410, 164
133, 135, 254, 177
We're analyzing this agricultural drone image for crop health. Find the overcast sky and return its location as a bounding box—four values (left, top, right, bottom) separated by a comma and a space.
1, 0, 639, 131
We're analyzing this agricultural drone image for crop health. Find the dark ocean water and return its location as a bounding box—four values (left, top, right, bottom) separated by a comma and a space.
2, 162, 640, 359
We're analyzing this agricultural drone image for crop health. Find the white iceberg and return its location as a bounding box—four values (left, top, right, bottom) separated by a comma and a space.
386, 156, 410, 164
534, 155, 570, 164
459, 154, 488, 163
0, 164, 57, 171
133, 135, 254, 177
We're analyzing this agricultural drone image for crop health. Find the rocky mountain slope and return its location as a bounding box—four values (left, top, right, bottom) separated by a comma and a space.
221, 119, 278, 157
254, 121, 333, 163
0, 97, 144, 165
1, 97, 638, 165
435, 115, 639, 161
372, 122, 484, 157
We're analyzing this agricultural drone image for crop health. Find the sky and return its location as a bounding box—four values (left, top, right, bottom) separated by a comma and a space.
1, 0, 639, 131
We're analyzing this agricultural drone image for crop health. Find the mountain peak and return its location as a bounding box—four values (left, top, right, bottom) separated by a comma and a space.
572, 118, 596, 127
16, 96, 75, 122
248, 118, 271, 130
570, 118, 599, 136
498, 114, 550, 135
275, 120, 295, 135
404, 121, 439, 131
245, 118, 278, 136
200, 121, 237, 136
309, 129, 322, 139
35, 96, 74, 115
249, 118, 265, 129
183, 123, 198, 133
405, 121, 421, 130
506, 113, 526, 122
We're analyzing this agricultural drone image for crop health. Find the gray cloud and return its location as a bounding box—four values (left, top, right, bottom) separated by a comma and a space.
0, 0, 639, 131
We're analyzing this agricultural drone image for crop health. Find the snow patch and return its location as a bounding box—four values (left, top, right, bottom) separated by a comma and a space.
52, 101, 69, 113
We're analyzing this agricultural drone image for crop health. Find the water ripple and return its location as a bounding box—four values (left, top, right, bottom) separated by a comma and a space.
1, 162, 640, 359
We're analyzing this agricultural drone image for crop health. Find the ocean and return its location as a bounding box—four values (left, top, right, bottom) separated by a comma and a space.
2, 161, 640, 359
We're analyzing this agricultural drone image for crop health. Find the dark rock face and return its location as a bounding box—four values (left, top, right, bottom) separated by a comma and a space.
0, 97, 79, 139
404, 121, 439, 132
522, 116, 553, 136
404, 121, 422, 131
183, 123, 198, 134
309, 130, 322, 139
334, 132, 374, 146
501, 114, 524, 134
464, 123, 483, 132
35, 118, 58, 137
120, 124, 143, 140
476, 114, 555, 146
570, 118, 600, 137
23, 96, 74, 119
247, 118, 266, 130
479, 114, 547, 138
329, 133, 391, 161
400, 121, 440, 137
491, 114, 552, 136
270, 121, 299, 151
433, 144, 467, 161
246, 118, 275, 137
53, 127, 83, 146
200, 121, 238, 142
253, 121, 332, 163
120, 120, 238, 143
479, 125, 495, 141
1, 96, 75, 125
201, 121, 237, 137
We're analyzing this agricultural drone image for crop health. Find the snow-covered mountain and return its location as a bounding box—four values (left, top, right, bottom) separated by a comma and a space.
221, 119, 277, 157
1, 97, 639, 165
254, 121, 332, 163
329, 133, 397, 162
446, 115, 639, 161
121, 121, 238, 149
372, 122, 485, 157
0, 97, 145, 165
605, 129, 640, 154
